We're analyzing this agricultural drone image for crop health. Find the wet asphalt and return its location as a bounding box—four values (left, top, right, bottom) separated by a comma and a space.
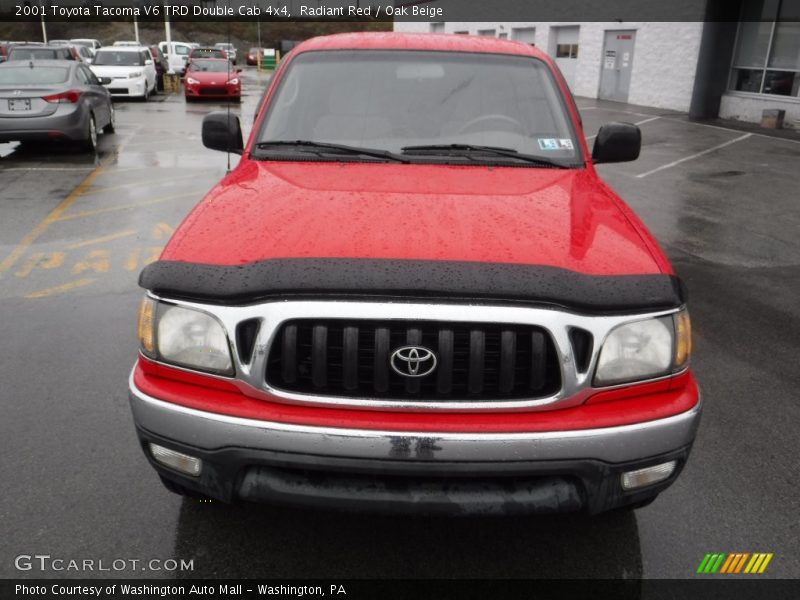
1, 68, 799, 580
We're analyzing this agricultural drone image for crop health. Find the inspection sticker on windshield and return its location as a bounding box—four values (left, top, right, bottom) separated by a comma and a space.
538, 138, 573, 151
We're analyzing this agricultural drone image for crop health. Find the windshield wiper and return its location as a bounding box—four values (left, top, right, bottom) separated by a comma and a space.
254, 140, 409, 163
401, 144, 572, 168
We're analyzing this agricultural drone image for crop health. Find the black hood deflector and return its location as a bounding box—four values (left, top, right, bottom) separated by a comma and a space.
139, 258, 686, 313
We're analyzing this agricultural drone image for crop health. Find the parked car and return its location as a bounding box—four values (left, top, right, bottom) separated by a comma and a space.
131, 33, 700, 515
214, 42, 237, 64
246, 47, 261, 66
188, 47, 228, 63
0, 59, 114, 152
158, 41, 192, 76
90, 46, 157, 100
183, 58, 241, 102
0, 42, 9, 63
149, 45, 169, 92
6, 45, 80, 62
71, 39, 103, 52
72, 44, 94, 64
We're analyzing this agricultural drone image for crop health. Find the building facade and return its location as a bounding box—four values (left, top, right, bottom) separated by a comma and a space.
395, 2, 800, 128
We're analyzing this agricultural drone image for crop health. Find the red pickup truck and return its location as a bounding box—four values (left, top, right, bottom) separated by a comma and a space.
130, 33, 700, 514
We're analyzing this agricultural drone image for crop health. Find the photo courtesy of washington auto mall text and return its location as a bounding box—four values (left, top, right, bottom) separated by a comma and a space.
1, 0, 799, 598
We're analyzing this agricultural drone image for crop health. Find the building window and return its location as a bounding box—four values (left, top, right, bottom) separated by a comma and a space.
556, 44, 579, 59
477, 29, 497, 37
730, 0, 800, 97
430, 22, 445, 34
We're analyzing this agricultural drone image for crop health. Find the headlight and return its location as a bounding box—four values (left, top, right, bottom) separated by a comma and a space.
226, 78, 239, 85
136, 296, 233, 376
594, 310, 691, 386
186, 77, 199, 84
128, 71, 143, 78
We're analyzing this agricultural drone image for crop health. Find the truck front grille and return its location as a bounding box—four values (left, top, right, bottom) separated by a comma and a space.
265, 319, 561, 401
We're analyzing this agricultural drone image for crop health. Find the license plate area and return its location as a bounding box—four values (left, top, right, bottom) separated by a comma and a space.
8, 98, 31, 111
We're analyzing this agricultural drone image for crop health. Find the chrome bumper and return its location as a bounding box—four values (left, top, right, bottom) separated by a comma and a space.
129, 374, 702, 466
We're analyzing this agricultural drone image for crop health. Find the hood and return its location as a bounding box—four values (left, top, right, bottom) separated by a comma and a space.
161, 161, 668, 277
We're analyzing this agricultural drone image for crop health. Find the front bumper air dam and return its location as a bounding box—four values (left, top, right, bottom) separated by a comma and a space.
129, 376, 702, 514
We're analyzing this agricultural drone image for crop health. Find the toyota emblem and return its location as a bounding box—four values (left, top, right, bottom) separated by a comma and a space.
390, 346, 437, 378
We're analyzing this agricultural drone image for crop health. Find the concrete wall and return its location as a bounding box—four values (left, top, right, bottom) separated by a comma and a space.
720, 94, 800, 129
395, 21, 704, 112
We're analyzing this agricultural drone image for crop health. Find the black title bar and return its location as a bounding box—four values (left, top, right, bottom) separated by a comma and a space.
1, 0, 794, 23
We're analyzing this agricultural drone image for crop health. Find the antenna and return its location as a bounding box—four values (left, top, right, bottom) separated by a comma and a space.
226, 0, 232, 174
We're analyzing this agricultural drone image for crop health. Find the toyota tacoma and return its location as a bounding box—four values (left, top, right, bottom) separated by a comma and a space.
130, 33, 700, 514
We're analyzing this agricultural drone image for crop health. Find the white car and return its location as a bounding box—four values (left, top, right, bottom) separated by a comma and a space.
90, 47, 157, 100
71, 38, 102, 52
158, 41, 193, 75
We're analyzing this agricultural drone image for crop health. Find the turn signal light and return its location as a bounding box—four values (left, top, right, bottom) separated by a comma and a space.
137, 296, 156, 356
674, 310, 692, 370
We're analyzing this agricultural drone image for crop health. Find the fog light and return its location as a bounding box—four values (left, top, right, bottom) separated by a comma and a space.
620, 460, 676, 491
149, 443, 202, 476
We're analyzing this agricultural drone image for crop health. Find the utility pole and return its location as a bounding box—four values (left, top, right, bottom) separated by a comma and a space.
164, 0, 172, 47
134, 15, 140, 43
39, 0, 48, 43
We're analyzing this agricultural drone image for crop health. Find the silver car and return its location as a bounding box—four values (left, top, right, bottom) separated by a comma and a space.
214, 42, 237, 64
0, 60, 114, 152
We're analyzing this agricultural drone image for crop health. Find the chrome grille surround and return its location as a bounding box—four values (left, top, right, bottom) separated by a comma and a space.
144, 293, 684, 413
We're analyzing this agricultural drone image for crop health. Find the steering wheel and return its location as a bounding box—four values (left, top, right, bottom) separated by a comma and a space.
455, 114, 523, 135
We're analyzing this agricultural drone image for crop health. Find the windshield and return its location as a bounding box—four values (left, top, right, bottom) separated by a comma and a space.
189, 59, 232, 72
93, 51, 143, 66
0, 66, 69, 84
257, 50, 581, 164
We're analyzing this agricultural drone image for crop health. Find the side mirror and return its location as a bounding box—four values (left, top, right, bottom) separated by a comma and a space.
99, 76, 112, 85
145, 59, 153, 65
591, 122, 641, 164
202, 112, 243, 155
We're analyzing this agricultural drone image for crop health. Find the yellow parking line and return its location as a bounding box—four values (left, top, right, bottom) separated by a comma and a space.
0, 126, 143, 276
0, 167, 104, 275
84, 172, 202, 196
66, 229, 138, 249
24, 277, 96, 299
55, 190, 204, 222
